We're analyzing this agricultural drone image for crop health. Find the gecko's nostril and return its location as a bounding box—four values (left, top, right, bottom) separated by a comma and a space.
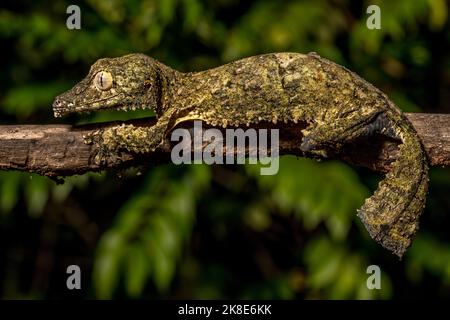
300, 137, 317, 152
52, 97, 65, 118
53, 98, 61, 108
53, 97, 68, 109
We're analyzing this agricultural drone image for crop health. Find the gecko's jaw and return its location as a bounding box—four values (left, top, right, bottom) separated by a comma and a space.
52, 98, 118, 117
52, 97, 72, 117
52, 99, 91, 117
53, 98, 154, 119
52, 91, 154, 118
52, 99, 88, 118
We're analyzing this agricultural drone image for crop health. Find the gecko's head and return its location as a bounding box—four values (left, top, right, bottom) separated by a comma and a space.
53, 53, 161, 117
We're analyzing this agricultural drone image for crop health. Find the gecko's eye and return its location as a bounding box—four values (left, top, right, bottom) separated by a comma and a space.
94, 71, 113, 91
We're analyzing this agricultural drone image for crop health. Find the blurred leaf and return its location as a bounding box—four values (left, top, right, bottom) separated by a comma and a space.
248, 156, 369, 240
93, 166, 209, 297
24, 174, 49, 217
427, 0, 448, 30
152, 243, 175, 293
304, 236, 391, 299
51, 175, 90, 203
304, 236, 344, 291
93, 232, 126, 299
159, 0, 177, 23
3, 82, 70, 117
408, 235, 450, 283
0, 172, 21, 214
124, 244, 150, 297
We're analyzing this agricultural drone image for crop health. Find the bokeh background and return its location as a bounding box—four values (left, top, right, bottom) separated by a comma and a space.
0, 0, 449, 299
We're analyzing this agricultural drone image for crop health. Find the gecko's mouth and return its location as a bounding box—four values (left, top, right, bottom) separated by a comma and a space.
52, 93, 126, 117
52, 96, 155, 123
53, 95, 154, 119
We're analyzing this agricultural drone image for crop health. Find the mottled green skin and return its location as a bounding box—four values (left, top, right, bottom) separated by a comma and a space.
53, 52, 429, 257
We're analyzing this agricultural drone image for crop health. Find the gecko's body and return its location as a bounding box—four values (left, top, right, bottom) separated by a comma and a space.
53, 52, 429, 257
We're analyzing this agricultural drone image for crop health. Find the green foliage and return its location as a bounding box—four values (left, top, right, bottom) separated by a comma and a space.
245, 157, 385, 299
93, 165, 210, 298
304, 236, 392, 299
0, 172, 51, 217
0, 172, 21, 214
223, 0, 347, 62
3, 82, 70, 118
0, 171, 95, 217
407, 235, 450, 284
248, 157, 369, 240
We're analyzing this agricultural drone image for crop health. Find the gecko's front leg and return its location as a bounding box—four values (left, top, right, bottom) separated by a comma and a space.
84, 122, 168, 165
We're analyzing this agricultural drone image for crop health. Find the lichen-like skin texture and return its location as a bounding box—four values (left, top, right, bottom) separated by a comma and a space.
53, 52, 429, 258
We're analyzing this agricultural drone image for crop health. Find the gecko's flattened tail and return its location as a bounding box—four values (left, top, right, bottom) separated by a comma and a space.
357, 114, 429, 258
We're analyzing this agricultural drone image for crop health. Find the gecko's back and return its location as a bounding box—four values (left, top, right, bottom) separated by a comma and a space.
175, 52, 388, 128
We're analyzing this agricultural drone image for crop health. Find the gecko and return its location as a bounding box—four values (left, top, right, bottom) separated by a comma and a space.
52, 52, 429, 258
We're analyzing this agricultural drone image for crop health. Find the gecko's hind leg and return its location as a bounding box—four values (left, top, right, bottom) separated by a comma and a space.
300, 110, 385, 156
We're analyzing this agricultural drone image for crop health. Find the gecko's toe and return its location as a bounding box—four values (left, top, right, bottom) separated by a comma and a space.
83, 130, 104, 145
300, 136, 318, 152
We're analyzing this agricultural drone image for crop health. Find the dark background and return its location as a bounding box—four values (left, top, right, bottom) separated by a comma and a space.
0, 0, 449, 299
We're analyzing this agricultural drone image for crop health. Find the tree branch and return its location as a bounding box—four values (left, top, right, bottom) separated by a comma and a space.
0, 113, 449, 177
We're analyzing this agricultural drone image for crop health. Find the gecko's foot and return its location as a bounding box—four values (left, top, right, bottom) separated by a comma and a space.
300, 136, 318, 152
83, 130, 101, 146
83, 129, 122, 166
300, 136, 329, 158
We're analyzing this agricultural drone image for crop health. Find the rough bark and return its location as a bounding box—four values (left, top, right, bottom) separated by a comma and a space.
0, 113, 449, 178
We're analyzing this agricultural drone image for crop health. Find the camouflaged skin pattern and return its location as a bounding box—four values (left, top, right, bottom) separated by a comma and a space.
53, 52, 429, 258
